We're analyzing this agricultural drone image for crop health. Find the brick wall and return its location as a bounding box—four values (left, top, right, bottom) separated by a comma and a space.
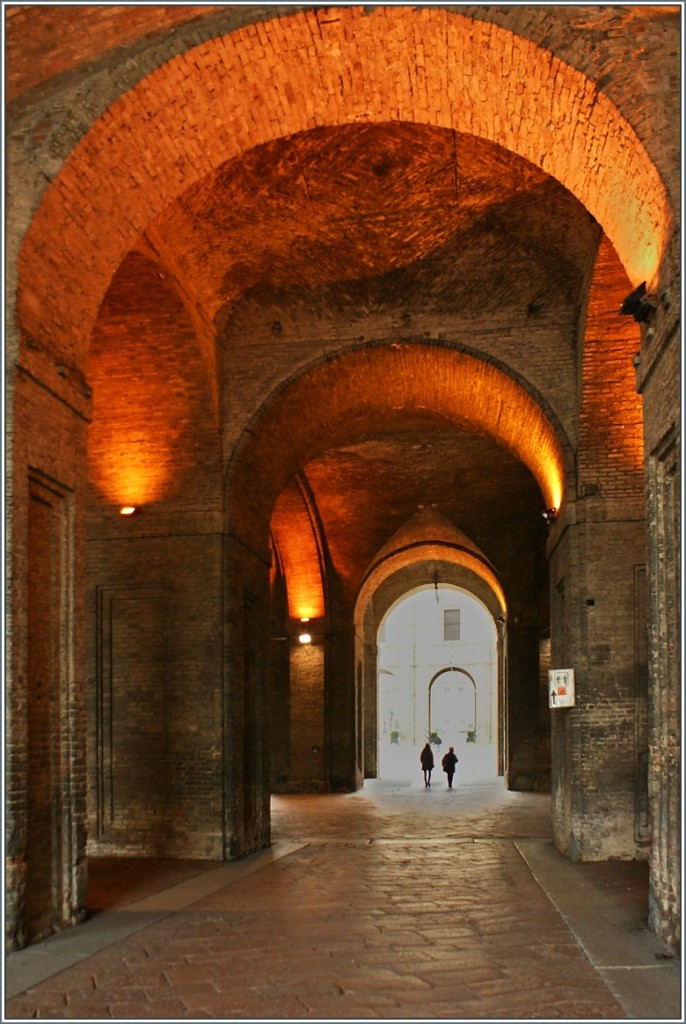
6, 369, 90, 950
549, 518, 648, 860
5, 4, 680, 952
86, 531, 225, 859
222, 534, 272, 859
640, 306, 681, 946
269, 564, 292, 791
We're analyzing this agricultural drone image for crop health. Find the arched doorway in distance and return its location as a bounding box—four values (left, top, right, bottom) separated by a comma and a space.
377, 585, 498, 781
428, 666, 496, 781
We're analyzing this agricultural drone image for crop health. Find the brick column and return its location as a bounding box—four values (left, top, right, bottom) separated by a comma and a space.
288, 639, 327, 792
223, 533, 271, 859
505, 620, 541, 790
6, 365, 90, 950
549, 511, 648, 860
326, 625, 359, 792
362, 637, 378, 779
635, 257, 681, 947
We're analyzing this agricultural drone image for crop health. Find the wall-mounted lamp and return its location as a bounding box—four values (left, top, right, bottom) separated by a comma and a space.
542, 507, 558, 523
619, 282, 657, 324
298, 617, 312, 644
119, 505, 138, 516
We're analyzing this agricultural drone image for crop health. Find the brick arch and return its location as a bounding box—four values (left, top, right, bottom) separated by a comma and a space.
270, 474, 327, 622
580, 235, 645, 483
17, 5, 669, 370
87, 250, 223, 511
356, 545, 507, 635
228, 344, 567, 550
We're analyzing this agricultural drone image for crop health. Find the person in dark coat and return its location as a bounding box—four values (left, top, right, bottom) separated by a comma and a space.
441, 746, 459, 788
420, 742, 434, 787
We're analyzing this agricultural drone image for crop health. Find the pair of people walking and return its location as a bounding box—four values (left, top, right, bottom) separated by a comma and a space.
420, 743, 458, 788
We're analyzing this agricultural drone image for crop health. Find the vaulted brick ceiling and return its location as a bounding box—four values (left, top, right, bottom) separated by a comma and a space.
145, 121, 586, 599
91, 118, 595, 603
14, 6, 638, 620
302, 431, 545, 605
143, 123, 595, 327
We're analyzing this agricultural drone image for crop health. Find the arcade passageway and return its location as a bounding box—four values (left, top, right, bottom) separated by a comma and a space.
6, 781, 681, 1019
5, 1, 681, 979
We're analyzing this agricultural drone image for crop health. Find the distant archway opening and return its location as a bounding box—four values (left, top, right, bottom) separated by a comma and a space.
377, 585, 497, 781
429, 668, 477, 745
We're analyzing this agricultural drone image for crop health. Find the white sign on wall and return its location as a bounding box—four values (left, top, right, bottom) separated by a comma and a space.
548, 669, 575, 708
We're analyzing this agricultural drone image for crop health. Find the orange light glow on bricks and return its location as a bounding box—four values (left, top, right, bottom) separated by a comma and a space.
16, 5, 669, 372
258, 347, 566, 521
580, 236, 645, 478
89, 437, 173, 508
270, 480, 326, 621
86, 252, 220, 510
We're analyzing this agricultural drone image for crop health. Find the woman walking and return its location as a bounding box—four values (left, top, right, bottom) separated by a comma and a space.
420, 742, 434, 787
441, 746, 459, 789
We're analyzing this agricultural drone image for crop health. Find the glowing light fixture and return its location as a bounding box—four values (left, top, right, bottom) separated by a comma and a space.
119, 505, 137, 516
298, 632, 312, 645
542, 508, 558, 523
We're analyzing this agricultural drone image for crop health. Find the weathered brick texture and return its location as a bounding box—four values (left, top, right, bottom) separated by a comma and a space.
5, 5, 680, 955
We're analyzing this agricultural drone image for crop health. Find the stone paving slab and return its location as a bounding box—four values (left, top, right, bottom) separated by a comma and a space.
516, 839, 682, 1020
5, 840, 624, 1020
4, 843, 303, 1001
4, 780, 683, 1021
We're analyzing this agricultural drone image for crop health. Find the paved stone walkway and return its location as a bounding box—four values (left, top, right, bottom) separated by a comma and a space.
5, 778, 682, 1020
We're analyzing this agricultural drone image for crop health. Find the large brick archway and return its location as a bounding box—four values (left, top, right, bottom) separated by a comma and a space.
353, 519, 509, 786
228, 343, 569, 542
16, 5, 669, 371
6, 5, 679, 954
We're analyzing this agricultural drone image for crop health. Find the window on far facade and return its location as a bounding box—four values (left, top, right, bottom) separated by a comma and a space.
443, 608, 460, 641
